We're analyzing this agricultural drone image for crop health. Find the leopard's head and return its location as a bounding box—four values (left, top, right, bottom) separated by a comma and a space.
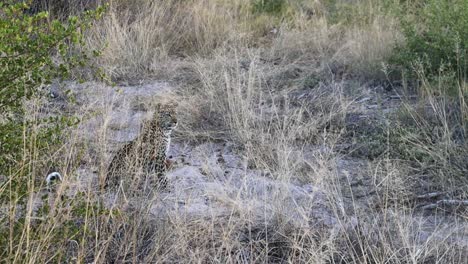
154, 102, 178, 135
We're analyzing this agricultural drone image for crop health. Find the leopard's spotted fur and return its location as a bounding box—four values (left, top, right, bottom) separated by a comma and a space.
105, 103, 177, 192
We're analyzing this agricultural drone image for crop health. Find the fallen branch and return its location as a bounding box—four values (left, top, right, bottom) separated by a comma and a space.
421, 199, 468, 210
416, 192, 447, 200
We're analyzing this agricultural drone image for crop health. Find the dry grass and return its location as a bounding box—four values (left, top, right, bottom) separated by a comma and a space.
176, 48, 350, 182
85, 0, 269, 80
84, 0, 401, 81
2, 83, 467, 263
1, 0, 467, 263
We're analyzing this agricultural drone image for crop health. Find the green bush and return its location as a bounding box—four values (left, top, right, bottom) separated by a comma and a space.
27, 0, 101, 18
0, 0, 105, 200
252, 0, 287, 16
392, 0, 468, 82
0, 1, 105, 260
0, 1, 104, 170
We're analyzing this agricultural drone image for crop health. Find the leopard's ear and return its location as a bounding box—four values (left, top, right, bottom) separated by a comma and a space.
154, 103, 162, 111
150, 103, 162, 120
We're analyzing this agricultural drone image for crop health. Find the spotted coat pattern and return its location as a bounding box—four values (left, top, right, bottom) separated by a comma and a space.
105, 103, 177, 192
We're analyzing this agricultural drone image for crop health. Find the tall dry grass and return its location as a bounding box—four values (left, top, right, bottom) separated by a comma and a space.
83, 0, 401, 81
85, 0, 265, 79
2, 0, 467, 263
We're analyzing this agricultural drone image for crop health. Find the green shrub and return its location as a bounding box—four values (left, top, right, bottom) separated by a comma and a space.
392, 0, 468, 82
0, 2, 106, 260
0, 1, 105, 170
27, 0, 101, 18
252, 0, 287, 16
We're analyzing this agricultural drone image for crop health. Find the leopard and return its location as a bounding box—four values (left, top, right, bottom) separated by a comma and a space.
105, 102, 177, 193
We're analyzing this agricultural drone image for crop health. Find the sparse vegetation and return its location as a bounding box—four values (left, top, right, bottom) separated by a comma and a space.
1, 0, 467, 263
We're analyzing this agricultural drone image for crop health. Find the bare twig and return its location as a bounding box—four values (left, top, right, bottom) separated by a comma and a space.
421, 199, 468, 210
416, 192, 447, 200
